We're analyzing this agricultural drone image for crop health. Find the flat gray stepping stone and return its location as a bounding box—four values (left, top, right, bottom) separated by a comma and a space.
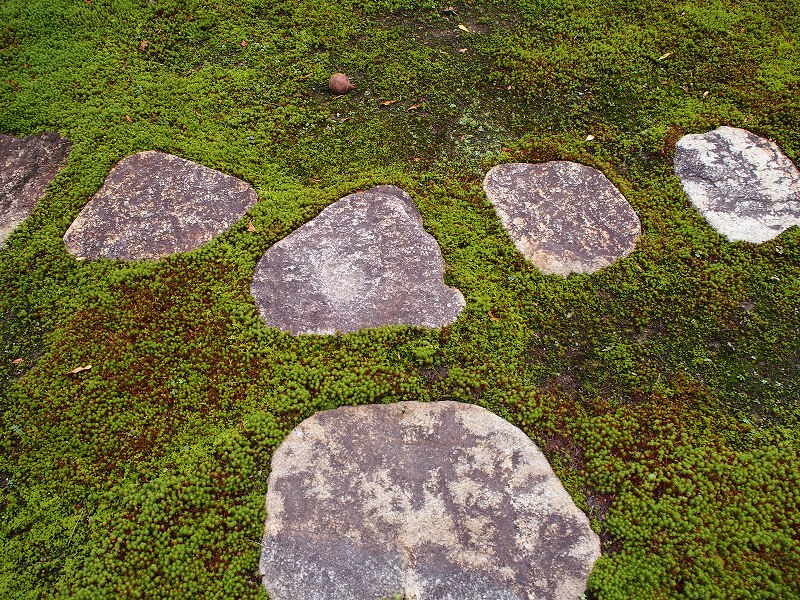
260, 401, 601, 600
483, 162, 641, 276
250, 185, 464, 335
674, 126, 800, 243
63, 151, 257, 259
1, 132, 71, 247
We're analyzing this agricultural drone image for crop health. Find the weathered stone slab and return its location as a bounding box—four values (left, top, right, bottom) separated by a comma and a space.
63, 151, 257, 259
674, 126, 800, 243
260, 401, 601, 600
0, 132, 71, 247
250, 185, 464, 335
483, 162, 641, 276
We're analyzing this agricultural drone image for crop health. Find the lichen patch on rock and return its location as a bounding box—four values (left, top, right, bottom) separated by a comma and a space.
250, 185, 465, 335
483, 162, 641, 276
0, 132, 71, 247
260, 401, 601, 600
62, 151, 257, 260
674, 126, 800, 243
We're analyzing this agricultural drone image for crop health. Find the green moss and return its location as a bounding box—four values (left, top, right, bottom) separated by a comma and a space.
1, 0, 799, 597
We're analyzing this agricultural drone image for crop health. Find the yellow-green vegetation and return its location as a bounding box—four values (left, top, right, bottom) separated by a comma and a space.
1, 0, 798, 598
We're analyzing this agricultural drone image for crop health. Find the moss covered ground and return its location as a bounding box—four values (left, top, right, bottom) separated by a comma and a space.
1, 0, 798, 597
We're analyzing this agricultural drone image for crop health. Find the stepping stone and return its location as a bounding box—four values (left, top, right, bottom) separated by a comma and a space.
0, 132, 71, 247
63, 151, 257, 260
674, 126, 800, 243
260, 401, 601, 600
483, 162, 641, 276
250, 185, 464, 335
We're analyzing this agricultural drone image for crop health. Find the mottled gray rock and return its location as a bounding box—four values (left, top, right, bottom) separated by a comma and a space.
63, 151, 257, 259
0, 132, 71, 247
260, 401, 601, 600
483, 162, 641, 276
674, 126, 800, 243
250, 185, 464, 335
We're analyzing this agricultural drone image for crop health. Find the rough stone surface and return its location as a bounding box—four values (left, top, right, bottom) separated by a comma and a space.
63, 151, 257, 259
0, 132, 71, 247
260, 401, 601, 600
250, 185, 465, 335
483, 162, 641, 276
674, 126, 800, 243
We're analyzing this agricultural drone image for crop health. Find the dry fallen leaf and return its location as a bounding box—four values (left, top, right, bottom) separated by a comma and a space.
408, 103, 423, 110
138, 40, 149, 51
702, 90, 710, 99
247, 220, 258, 232
658, 52, 672, 60
381, 99, 398, 106
457, 48, 468, 53
585, 134, 595, 141
125, 115, 132, 123
458, 24, 471, 32
488, 310, 500, 321
66, 364, 92, 375
309, 177, 322, 184
11, 358, 23, 365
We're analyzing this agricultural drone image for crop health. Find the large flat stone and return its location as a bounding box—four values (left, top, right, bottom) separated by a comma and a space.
483, 162, 641, 276
260, 401, 601, 600
63, 151, 257, 259
250, 185, 465, 335
674, 126, 800, 243
0, 132, 71, 247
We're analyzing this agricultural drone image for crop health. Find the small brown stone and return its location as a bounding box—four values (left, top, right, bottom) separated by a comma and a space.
328, 73, 355, 94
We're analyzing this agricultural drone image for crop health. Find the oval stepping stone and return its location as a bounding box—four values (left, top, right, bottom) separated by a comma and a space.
674, 126, 800, 243
483, 162, 641, 276
1, 132, 71, 247
260, 401, 601, 600
250, 185, 465, 335
63, 151, 257, 260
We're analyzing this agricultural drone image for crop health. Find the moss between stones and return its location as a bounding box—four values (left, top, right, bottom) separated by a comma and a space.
0, 0, 798, 598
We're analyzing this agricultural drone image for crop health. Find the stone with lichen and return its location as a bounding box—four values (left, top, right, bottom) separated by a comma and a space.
63, 151, 257, 260
250, 185, 464, 335
674, 126, 800, 243
483, 161, 641, 276
1, 132, 71, 247
260, 401, 601, 600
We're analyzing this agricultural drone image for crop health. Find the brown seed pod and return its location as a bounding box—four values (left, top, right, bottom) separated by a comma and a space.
328, 73, 355, 94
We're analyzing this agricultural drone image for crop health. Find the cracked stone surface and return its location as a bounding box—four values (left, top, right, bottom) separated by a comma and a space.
260, 401, 601, 600
674, 126, 800, 243
0, 132, 71, 247
250, 185, 465, 335
483, 162, 641, 276
63, 151, 257, 259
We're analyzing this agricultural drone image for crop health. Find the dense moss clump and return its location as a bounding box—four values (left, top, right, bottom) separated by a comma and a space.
1, 0, 798, 598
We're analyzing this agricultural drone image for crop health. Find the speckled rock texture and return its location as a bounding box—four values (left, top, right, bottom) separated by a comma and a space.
0, 132, 71, 247
260, 401, 601, 600
674, 126, 800, 243
250, 185, 465, 335
63, 151, 257, 259
483, 162, 641, 276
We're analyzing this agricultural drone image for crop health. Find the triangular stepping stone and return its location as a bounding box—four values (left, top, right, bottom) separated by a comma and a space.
483, 162, 641, 276
674, 126, 800, 243
260, 401, 601, 600
250, 185, 464, 335
63, 151, 257, 260
1, 132, 71, 247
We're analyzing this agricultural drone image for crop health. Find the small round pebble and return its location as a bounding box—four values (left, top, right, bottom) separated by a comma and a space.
329, 73, 355, 94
